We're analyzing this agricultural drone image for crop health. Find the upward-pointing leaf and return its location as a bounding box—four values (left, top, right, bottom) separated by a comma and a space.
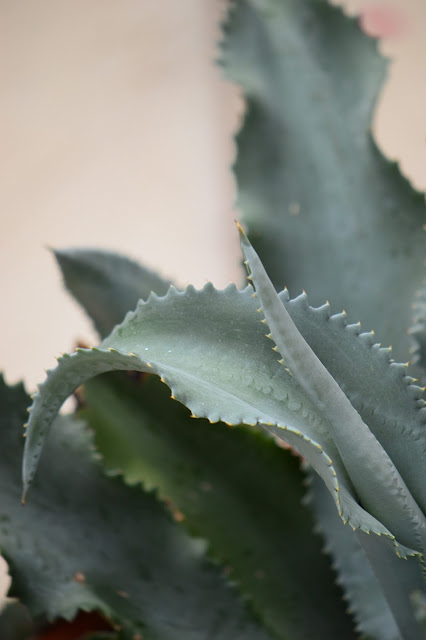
238, 224, 426, 557
220, 0, 426, 363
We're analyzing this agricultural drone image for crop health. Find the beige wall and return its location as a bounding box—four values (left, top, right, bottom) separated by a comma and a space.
1, 1, 242, 388
333, 0, 426, 190
1, 0, 425, 390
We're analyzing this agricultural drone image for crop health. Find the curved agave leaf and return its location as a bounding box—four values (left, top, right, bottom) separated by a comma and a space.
220, 0, 426, 364
23, 285, 349, 509
54, 242, 426, 527
23, 261, 426, 561
2, 377, 273, 640
54, 248, 171, 338
281, 291, 426, 519
238, 225, 426, 557
55, 247, 358, 638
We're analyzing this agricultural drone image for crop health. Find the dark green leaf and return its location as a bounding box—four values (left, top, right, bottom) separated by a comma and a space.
81, 370, 358, 639
0, 376, 273, 640
221, 0, 426, 363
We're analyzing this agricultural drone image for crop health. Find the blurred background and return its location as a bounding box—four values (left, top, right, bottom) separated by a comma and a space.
1, 0, 426, 389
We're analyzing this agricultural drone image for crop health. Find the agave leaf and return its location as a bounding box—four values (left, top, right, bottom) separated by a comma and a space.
23, 277, 426, 559
54, 248, 171, 338
307, 468, 425, 640
358, 531, 426, 640
1, 376, 274, 640
410, 282, 426, 374
238, 225, 426, 556
81, 370, 357, 639
220, 0, 426, 364
278, 289, 426, 520
54, 240, 426, 527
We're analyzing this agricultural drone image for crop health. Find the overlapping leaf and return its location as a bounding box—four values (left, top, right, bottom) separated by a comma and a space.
1, 376, 274, 640
307, 469, 424, 640
57, 245, 358, 639
220, 0, 426, 364
238, 226, 426, 559
23, 255, 426, 561
81, 371, 357, 639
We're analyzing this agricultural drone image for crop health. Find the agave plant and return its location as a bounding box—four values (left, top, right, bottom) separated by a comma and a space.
1, 0, 426, 638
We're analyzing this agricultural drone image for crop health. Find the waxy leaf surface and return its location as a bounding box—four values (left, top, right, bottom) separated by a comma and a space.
23, 277, 426, 559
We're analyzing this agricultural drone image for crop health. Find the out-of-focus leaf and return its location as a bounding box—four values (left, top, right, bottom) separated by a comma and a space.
1, 376, 273, 640
220, 0, 426, 363
81, 370, 358, 639
54, 248, 171, 338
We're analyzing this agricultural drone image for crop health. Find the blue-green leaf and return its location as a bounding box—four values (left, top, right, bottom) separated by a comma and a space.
2, 376, 274, 639
220, 0, 426, 364
23, 275, 426, 562
238, 225, 426, 556
81, 371, 358, 639
307, 468, 423, 640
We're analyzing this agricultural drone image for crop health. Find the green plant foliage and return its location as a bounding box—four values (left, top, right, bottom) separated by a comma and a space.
22, 259, 426, 547
1, 1, 425, 638
306, 469, 423, 640
0, 602, 33, 640
238, 225, 426, 559
220, 0, 426, 364
22, 232, 426, 637
0, 377, 277, 639
80, 371, 356, 639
